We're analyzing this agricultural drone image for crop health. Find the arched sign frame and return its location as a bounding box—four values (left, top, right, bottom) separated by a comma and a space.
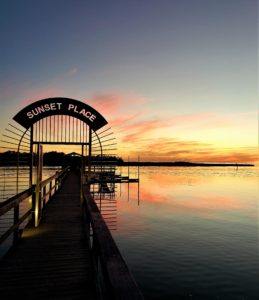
12, 97, 110, 188
13, 97, 108, 131
1, 97, 117, 227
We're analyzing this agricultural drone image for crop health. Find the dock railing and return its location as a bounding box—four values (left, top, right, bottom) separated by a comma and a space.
82, 182, 144, 300
0, 167, 69, 248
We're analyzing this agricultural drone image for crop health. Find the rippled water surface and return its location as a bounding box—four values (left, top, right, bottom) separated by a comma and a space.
1, 166, 258, 299
111, 167, 259, 300
0, 167, 61, 257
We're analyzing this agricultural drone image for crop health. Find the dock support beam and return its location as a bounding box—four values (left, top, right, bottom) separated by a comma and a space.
34, 144, 43, 227
88, 128, 92, 184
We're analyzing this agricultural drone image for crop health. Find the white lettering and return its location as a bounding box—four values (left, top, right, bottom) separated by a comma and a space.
27, 111, 34, 119
26, 102, 62, 119
79, 109, 86, 116
89, 114, 96, 122
37, 105, 45, 113
68, 104, 74, 110
50, 103, 56, 110
26, 102, 97, 124
44, 104, 50, 111
78, 109, 96, 122
32, 108, 39, 116
56, 103, 62, 110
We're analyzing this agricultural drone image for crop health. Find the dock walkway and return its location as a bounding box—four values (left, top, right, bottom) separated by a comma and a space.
0, 172, 97, 300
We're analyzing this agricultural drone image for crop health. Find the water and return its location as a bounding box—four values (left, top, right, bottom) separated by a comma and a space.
0, 166, 61, 202
0, 166, 61, 257
1, 166, 258, 299
111, 166, 259, 300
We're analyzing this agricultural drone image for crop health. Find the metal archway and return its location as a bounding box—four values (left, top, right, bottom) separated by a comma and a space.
0, 98, 117, 201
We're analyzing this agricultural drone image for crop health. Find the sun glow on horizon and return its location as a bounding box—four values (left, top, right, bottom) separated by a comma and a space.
0, 94, 257, 165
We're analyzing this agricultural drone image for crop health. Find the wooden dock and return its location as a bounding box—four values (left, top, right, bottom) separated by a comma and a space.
0, 172, 97, 300
0, 97, 143, 300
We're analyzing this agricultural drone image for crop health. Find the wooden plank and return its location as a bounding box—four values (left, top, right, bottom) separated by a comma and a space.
83, 185, 144, 300
0, 172, 97, 300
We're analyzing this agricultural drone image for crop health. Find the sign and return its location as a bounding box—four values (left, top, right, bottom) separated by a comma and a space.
13, 97, 108, 131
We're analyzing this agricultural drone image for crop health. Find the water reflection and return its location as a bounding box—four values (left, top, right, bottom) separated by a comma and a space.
112, 167, 259, 300
90, 184, 118, 231
0, 167, 62, 257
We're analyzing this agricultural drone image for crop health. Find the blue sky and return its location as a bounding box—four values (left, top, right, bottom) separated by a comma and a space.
0, 0, 258, 162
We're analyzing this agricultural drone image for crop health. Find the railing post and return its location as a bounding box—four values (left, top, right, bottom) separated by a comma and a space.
34, 143, 42, 227
50, 181, 52, 198
55, 178, 57, 192
34, 183, 41, 227
0, 169, 69, 248
43, 185, 46, 208
88, 128, 92, 183
31, 185, 36, 226
13, 204, 19, 245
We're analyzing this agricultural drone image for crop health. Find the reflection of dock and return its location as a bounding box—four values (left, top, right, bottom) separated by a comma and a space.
88, 168, 140, 232
89, 164, 139, 184
0, 96, 143, 299
91, 175, 139, 184
0, 169, 143, 299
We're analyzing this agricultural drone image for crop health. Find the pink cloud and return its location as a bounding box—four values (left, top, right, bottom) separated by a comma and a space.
115, 112, 237, 144
121, 119, 171, 142
85, 93, 257, 133
85, 92, 149, 116
109, 112, 143, 128
86, 93, 124, 115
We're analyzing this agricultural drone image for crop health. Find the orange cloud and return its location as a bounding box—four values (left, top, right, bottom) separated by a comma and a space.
5, 86, 256, 165
108, 112, 143, 128
118, 136, 258, 164
114, 111, 249, 146
121, 119, 171, 143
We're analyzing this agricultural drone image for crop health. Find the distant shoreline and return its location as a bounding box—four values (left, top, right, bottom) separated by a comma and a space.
117, 162, 255, 167
0, 162, 255, 167
0, 150, 255, 167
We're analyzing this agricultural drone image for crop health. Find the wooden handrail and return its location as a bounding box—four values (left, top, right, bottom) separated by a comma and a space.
40, 167, 69, 188
0, 187, 33, 217
0, 167, 69, 247
82, 184, 144, 300
0, 209, 32, 244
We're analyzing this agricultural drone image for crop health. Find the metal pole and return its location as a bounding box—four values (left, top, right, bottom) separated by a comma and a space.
138, 156, 140, 180
88, 128, 92, 183
35, 143, 42, 227
80, 144, 84, 210
138, 156, 140, 205
29, 126, 34, 187
128, 156, 130, 202
128, 156, 130, 178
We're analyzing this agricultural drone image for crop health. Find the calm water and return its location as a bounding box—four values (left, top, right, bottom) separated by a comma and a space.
111, 166, 259, 300
1, 166, 258, 299
0, 167, 61, 257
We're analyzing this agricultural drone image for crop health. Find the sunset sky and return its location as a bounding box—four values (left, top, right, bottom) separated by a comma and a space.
0, 0, 258, 163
